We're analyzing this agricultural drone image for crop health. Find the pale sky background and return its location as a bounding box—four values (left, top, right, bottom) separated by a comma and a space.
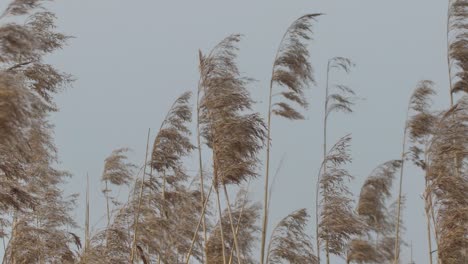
3, 0, 453, 263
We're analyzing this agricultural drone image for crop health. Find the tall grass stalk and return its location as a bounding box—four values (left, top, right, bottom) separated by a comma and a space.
130, 128, 151, 262
261, 14, 321, 263
197, 50, 208, 254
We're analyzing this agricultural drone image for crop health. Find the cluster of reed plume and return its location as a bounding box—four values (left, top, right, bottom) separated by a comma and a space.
0, 0, 466, 263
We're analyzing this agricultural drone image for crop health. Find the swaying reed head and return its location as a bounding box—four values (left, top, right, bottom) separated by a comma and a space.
151, 91, 195, 174
0, 0, 72, 175
82, 205, 133, 263
102, 148, 135, 186
205, 189, 260, 264
408, 80, 436, 114
357, 160, 401, 232
4, 118, 79, 263
346, 239, 381, 264
0, 73, 30, 155
448, 0, 468, 95
426, 95, 468, 262
266, 208, 317, 264
146, 190, 204, 263
319, 135, 364, 257
271, 14, 321, 120
0, 0, 74, 246
1, 0, 43, 17
407, 80, 437, 170
199, 34, 266, 187
326, 57, 356, 117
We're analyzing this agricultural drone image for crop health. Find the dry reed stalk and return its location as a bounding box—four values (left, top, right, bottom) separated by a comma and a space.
315, 56, 355, 264
130, 128, 151, 262
198, 34, 266, 263
215, 186, 227, 264
445, 1, 467, 216
223, 185, 242, 264
393, 117, 408, 264
261, 14, 321, 264
395, 81, 437, 263
318, 135, 363, 262
228, 184, 251, 264
197, 50, 208, 254
424, 178, 434, 264
185, 184, 213, 264
85, 173, 90, 253
407, 80, 440, 264
105, 180, 110, 227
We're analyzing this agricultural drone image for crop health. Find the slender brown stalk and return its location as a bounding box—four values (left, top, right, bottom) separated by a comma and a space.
197, 50, 208, 254
104, 179, 110, 251
105, 180, 110, 227
447, 0, 454, 107
211, 116, 227, 264
85, 173, 90, 252
424, 178, 433, 264
394, 110, 409, 264
215, 186, 227, 264
317, 57, 355, 264
315, 162, 322, 264
11, 213, 17, 264
262, 77, 275, 264
185, 184, 213, 264
430, 196, 440, 264
261, 14, 321, 264
223, 185, 242, 264
162, 171, 166, 200
199, 34, 266, 264
395, 81, 437, 263
424, 144, 436, 264
130, 128, 151, 262
323, 59, 330, 264
228, 186, 250, 264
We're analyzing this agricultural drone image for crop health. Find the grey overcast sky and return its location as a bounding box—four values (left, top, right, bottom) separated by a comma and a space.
6, 0, 451, 263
